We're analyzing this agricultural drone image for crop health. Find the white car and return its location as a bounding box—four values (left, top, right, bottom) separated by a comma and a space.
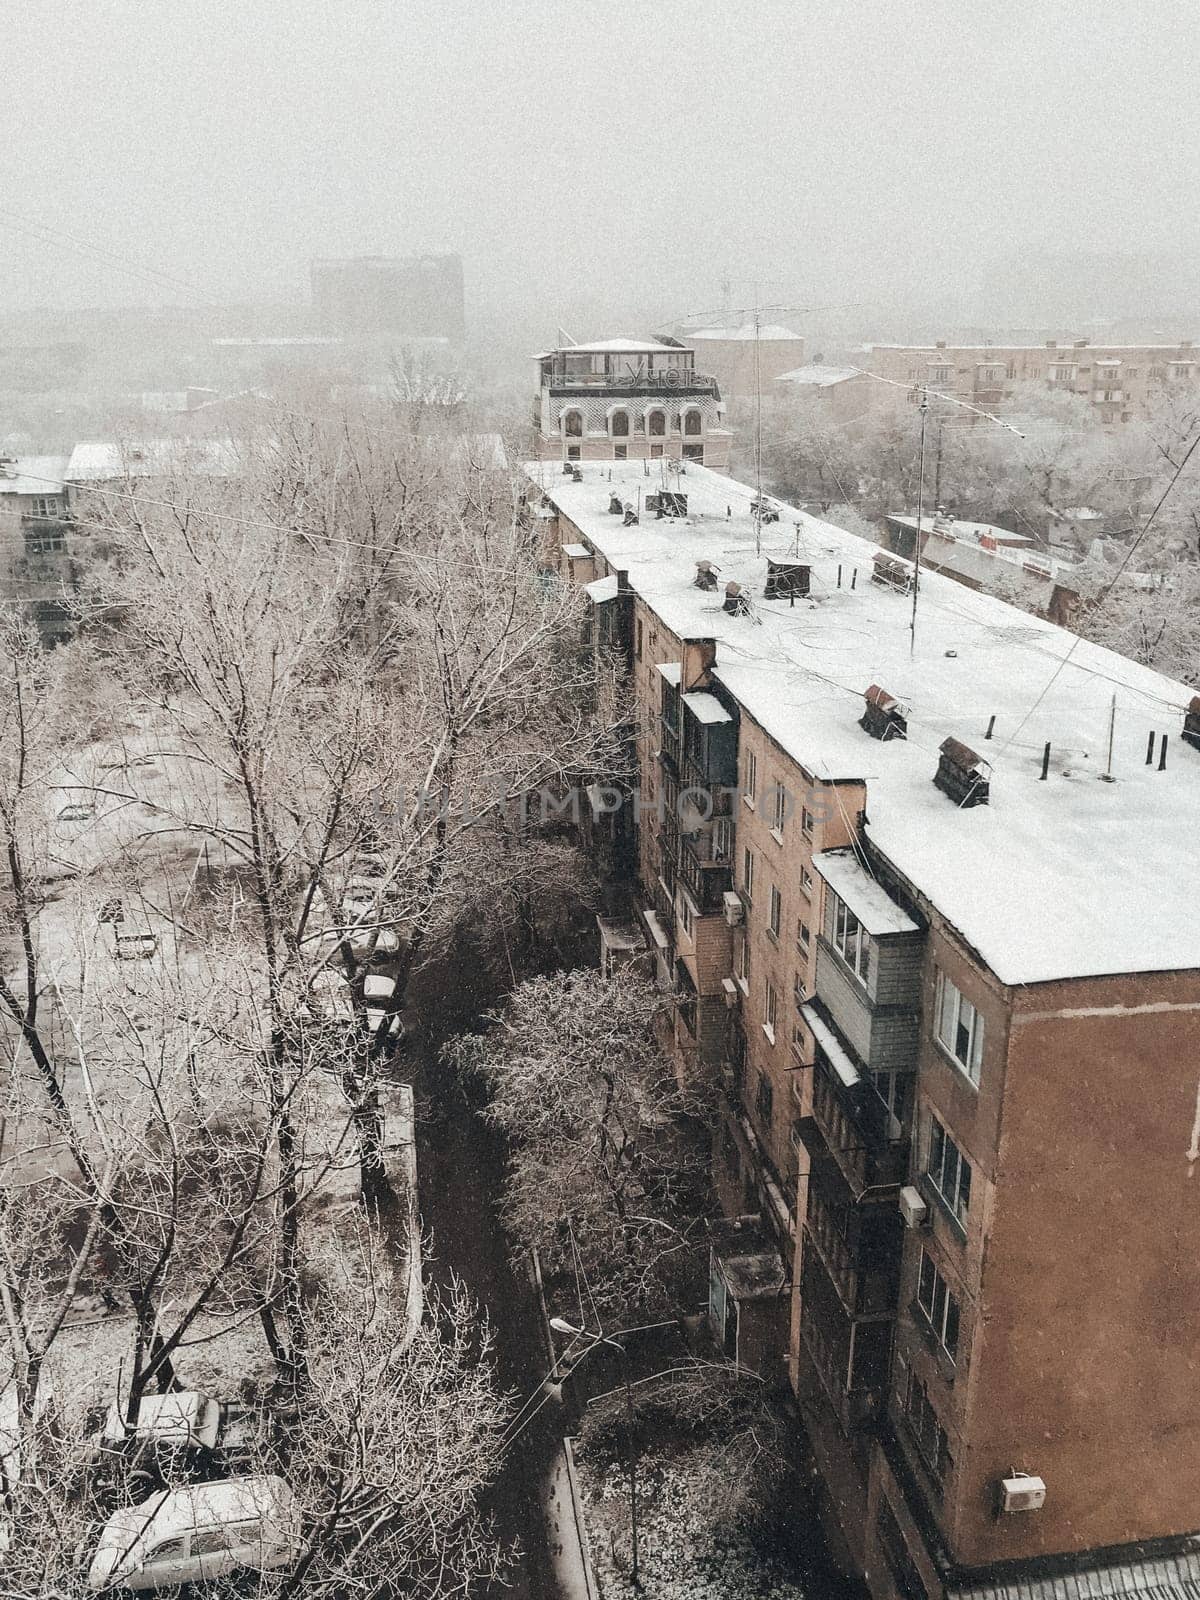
363, 973, 400, 1036
87, 1473, 304, 1592
307, 969, 354, 1023
97, 1392, 221, 1453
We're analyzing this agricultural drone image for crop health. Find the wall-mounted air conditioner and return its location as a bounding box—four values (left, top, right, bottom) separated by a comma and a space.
722, 891, 744, 927
1000, 1473, 1046, 1514
721, 977, 739, 1009
898, 1185, 928, 1230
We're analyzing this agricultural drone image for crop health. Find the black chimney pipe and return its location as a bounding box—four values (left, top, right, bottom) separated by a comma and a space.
1159, 733, 1168, 771
1040, 742, 1051, 780
1146, 730, 1156, 765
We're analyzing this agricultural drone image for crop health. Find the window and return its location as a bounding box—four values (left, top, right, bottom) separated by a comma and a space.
929, 365, 952, 383
744, 750, 757, 806
904, 1367, 953, 1491
613, 443, 627, 460
831, 892, 871, 983
192, 1528, 235, 1555
683, 409, 702, 436
682, 442, 704, 461
147, 1538, 187, 1562
611, 409, 629, 437
25, 525, 65, 556
742, 846, 755, 903
764, 980, 779, 1038
927, 1115, 972, 1224
713, 816, 732, 861
770, 783, 787, 834
934, 971, 984, 1084
679, 893, 694, 938
564, 410, 583, 437
567, 445, 581, 461
30, 495, 60, 517
635, 618, 643, 659
649, 442, 664, 458
648, 409, 666, 437
799, 866, 814, 897
870, 1069, 907, 1139
737, 931, 751, 987
801, 804, 814, 837
769, 884, 782, 939
917, 1248, 960, 1363
756, 1071, 774, 1125
797, 918, 810, 952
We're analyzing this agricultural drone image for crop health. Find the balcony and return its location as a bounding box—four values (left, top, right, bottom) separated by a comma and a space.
798, 1249, 892, 1434
547, 368, 721, 398
678, 832, 733, 912
813, 939, 920, 1074
1092, 389, 1124, 404
804, 1166, 902, 1318
801, 1049, 909, 1196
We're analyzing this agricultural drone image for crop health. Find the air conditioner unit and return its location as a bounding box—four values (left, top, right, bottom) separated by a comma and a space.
898, 1185, 928, 1230
1000, 1473, 1046, 1514
721, 977, 740, 1009
722, 891, 744, 927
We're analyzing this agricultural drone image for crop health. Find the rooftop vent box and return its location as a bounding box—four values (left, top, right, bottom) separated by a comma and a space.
1184, 695, 1200, 752
694, 560, 718, 591
1000, 1474, 1046, 1514
763, 559, 811, 600
722, 581, 750, 617
861, 684, 908, 742
935, 737, 991, 807
872, 552, 912, 593
609, 492, 625, 515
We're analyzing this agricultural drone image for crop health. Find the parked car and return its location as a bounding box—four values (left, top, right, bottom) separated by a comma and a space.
362, 973, 401, 1038
88, 1392, 220, 1505
307, 968, 354, 1024
87, 1473, 304, 1592
346, 924, 400, 961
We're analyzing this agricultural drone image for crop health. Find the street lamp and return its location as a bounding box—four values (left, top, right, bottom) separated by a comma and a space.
550, 1317, 641, 1589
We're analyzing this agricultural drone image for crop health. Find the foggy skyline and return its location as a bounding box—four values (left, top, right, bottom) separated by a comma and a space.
5, 1, 1200, 336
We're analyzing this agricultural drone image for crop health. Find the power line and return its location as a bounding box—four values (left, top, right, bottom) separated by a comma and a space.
0, 211, 213, 302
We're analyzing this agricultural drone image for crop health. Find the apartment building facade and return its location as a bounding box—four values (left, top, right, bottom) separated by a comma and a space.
532, 337, 731, 468
0, 454, 76, 642
529, 454, 1200, 1600
685, 322, 807, 402
856, 337, 1200, 423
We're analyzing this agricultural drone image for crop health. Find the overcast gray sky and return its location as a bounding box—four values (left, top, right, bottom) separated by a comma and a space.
4, 0, 1200, 330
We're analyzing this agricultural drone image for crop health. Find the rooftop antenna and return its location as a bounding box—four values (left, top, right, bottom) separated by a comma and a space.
850, 366, 1026, 656
753, 287, 764, 557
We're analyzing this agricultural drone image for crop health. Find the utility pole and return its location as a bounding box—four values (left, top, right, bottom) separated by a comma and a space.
910, 386, 929, 658
753, 289, 763, 556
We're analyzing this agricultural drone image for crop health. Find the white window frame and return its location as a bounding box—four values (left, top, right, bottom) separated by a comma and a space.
742, 846, 755, 904
800, 865, 814, 897
770, 782, 787, 837
927, 1113, 972, 1224
743, 750, 757, 808
831, 891, 871, 984
934, 970, 984, 1085
768, 883, 782, 939
764, 978, 778, 1042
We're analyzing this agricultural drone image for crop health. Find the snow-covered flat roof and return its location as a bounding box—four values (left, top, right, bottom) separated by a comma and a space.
0, 456, 68, 497
690, 324, 803, 343
67, 439, 238, 482
813, 850, 919, 937
535, 338, 683, 357
776, 364, 862, 388
526, 458, 1200, 986
888, 514, 1034, 546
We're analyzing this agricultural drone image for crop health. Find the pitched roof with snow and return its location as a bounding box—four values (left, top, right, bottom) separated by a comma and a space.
66, 439, 239, 482
535, 338, 683, 357
526, 459, 1200, 986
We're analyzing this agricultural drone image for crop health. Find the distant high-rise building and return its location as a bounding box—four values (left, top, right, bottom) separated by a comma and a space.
310, 255, 465, 342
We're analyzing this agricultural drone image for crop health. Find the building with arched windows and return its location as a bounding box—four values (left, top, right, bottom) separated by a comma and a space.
533, 337, 731, 467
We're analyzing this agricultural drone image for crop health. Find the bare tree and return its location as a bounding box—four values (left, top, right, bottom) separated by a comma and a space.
444, 967, 709, 1318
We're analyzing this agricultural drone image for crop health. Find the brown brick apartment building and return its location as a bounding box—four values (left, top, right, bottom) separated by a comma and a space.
857, 336, 1200, 423
527, 454, 1200, 1600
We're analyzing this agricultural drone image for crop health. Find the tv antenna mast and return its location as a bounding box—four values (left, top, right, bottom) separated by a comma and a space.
851, 368, 1026, 657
